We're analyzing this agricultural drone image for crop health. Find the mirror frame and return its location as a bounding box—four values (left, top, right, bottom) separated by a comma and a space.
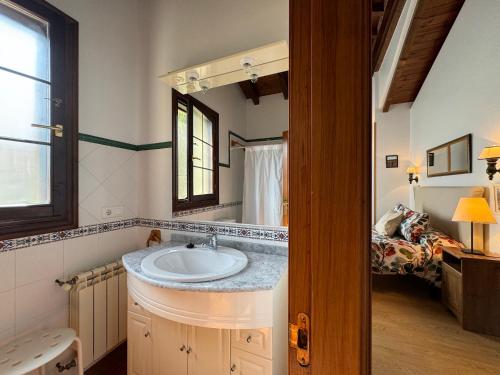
426, 134, 472, 177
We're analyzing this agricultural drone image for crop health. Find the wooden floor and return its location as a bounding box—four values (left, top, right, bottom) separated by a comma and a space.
372, 275, 500, 374
85, 342, 127, 375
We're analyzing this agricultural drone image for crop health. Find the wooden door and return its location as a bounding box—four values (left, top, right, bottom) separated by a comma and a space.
282, 131, 289, 227
187, 326, 230, 375
289, 0, 371, 374
230, 348, 272, 375
127, 312, 152, 375
152, 316, 188, 375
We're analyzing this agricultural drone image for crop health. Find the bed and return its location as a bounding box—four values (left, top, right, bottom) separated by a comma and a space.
372, 186, 486, 285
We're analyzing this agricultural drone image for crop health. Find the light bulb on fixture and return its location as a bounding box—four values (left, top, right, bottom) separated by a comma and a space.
187, 70, 200, 83
199, 80, 210, 94
250, 73, 258, 83
240, 57, 255, 73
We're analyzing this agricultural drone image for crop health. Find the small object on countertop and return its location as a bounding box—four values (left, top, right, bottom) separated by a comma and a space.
147, 229, 162, 247
186, 242, 195, 248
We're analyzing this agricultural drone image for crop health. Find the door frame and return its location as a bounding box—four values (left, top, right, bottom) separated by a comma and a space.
288, 0, 372, 373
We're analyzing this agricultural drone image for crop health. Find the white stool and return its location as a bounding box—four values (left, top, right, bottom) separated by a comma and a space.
0, 328, 83, 375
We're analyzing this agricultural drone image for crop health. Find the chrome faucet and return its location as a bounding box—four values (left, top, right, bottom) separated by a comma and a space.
202, 234, 218, 250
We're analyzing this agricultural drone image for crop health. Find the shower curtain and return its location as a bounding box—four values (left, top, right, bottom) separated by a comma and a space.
242, 144, 283, 226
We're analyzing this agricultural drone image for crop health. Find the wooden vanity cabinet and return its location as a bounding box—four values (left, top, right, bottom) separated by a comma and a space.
127, 312, 152, 375
127, 296, 229, 375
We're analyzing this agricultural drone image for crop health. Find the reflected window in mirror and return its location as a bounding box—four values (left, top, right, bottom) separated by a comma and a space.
172, 89, 219, 212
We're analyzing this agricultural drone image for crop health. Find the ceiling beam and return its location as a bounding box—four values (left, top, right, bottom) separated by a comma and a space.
278, 72, 289, 100
238, 81, 260, 105
372, 0, 407, 72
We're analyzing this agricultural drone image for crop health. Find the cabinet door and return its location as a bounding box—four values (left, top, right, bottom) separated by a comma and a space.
230, 348, 272, 375
128, 312, 152, 375
442, 262, 463, 321
187, 326, 230, 375
152, 315, 188, 375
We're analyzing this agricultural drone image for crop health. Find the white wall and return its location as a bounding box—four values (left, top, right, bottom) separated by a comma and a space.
245, 93, 288, 139
374, 103, 411, 220
0, 2, 146, 371
410, 0, 500, 255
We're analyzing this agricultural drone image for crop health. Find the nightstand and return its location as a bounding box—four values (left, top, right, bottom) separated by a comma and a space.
442, 247, 500, 336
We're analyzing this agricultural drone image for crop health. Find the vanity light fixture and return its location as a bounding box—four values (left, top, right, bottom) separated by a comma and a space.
406, 166, 419, 184
478, 145, 500, 180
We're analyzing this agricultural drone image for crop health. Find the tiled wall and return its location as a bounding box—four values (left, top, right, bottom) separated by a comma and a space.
0, 142, 144, 349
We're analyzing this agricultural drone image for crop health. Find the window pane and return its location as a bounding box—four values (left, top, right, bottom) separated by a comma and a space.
203, 170, 213, 194
0, 139, 50, 206
202, 143, 213, 169
0, 69, 50, 142
203, 115, 212, 145
193, 167, 203, 196
176, 105, 188, 200
193, 138, 202, 168
0, 0, 50, 81
193, 106, 202, 140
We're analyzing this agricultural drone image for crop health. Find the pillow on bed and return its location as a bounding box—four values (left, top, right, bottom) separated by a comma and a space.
394, 204, 430, 242
374, 209, 403, 236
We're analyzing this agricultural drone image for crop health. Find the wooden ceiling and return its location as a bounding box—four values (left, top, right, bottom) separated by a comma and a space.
374, 0, 465, 112
239, 71, 288, 105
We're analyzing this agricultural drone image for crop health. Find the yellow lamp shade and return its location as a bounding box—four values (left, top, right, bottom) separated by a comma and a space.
478, 146, 500, 160
406, 166, 418, 174
452, 197, 497, 224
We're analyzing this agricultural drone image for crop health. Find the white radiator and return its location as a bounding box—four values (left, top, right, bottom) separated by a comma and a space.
67, 260, 127, 369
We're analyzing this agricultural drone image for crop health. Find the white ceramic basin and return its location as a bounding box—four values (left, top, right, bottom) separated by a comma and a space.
141, 246, 248, 282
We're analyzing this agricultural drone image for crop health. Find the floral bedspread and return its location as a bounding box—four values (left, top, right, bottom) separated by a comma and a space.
371, 229, 464, 285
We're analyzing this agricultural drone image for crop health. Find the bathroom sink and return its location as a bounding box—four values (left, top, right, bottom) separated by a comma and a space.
141, 246, 248, 282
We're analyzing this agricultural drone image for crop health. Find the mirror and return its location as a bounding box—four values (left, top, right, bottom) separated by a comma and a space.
427, 134, 471, 177
169, 45, 289, 228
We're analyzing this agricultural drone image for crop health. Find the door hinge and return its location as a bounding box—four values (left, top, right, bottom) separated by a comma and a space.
289, 312, 310, 367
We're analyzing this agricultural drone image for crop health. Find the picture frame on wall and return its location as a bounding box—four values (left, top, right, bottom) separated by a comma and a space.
494, 185, 500, 214
385, 155, 398, 168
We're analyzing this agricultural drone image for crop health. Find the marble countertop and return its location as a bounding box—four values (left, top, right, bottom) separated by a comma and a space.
122, 241, 288, 293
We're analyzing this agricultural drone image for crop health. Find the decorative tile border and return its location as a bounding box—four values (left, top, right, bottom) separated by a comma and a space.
173, 201, 242, 218
141, 219, 288, 243
0, 217, 287, 252
0, 218, 139, 253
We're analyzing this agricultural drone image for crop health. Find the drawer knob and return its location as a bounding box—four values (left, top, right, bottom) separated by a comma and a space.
144, 331, 150, 338
230, 364, 237, 372
246, 335, 252, 343
186, 346, 192, 354
179, 345, 186, 352
134, 302, 139, 306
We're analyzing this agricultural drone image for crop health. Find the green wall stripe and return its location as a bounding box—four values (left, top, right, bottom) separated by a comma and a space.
137, 142, 172, 151
78, 133, 138, 151
247, 136, 284, 143
79, 133, 172, 151
79, 132, 282, 154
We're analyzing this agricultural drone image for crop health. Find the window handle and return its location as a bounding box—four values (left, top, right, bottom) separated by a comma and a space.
192, 156, 201, 160
44, 97, 63, 107
31, 123, 64, 138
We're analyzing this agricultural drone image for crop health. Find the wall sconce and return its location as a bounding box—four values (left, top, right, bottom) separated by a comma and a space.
478, 146, 500, 180
406, 166, 419, 184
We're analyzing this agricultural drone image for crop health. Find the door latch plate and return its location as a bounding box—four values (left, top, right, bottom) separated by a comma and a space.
289, 312, 310, 367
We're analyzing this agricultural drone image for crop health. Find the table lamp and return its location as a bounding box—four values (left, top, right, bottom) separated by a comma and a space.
452, 197, 497, 255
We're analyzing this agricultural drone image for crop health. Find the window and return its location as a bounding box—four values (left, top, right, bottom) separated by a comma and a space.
0, 0, 78, 239
172, 89, 219, 211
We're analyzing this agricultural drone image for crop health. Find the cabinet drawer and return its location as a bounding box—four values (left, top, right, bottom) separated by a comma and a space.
442, 262, 463, 320
128, 295, 151, 317
230, 348, 272, 375
231, 328, 272, 359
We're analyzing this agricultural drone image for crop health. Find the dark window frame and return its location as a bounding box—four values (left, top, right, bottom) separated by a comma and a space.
172, 89, 219, 212
0, 0, 78, 240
